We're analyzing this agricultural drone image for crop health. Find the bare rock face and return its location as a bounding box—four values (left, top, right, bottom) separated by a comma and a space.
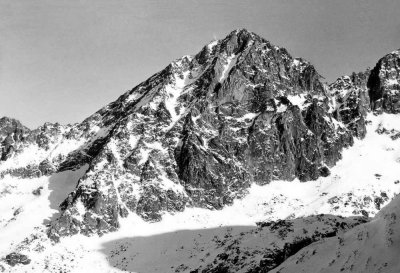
329, 49, 400, 138
1, 29, 398, 241
5, 252, 31, 267
328, 71, 370, 139
368, 49, 400, 113
0, 117, 30, 161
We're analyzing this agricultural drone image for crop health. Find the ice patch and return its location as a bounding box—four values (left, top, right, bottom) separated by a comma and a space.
219, 54, 237, 82
287, 94, 308, 109
158, 172, 185, 194
292, 59, 301, 66
108, 139, 124, 168
276, 103, 288, 113
207, 40, 218, 51
144, 141, 167, 154
129, 135, 140, 149
237, 112, 259, 122
138, 148, 151, 165
386, 78, 399, 86
74, 199, 86, 222
164, 71, 190, 124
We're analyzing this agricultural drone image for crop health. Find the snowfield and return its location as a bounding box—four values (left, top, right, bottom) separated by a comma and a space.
0, 113, 399, 272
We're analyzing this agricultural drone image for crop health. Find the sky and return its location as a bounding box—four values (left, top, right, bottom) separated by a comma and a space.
1, 0, 399, 128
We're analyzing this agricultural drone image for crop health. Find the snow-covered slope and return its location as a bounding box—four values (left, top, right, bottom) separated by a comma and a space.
272, 194, 400, 273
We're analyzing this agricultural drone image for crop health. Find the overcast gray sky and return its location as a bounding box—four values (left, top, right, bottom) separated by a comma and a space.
1, 0, 400, 128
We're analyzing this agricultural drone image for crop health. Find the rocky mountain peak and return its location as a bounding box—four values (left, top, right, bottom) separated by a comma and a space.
0, 116, 29, 131
44, 29, 359, 240
367, 49, 400, 113
0, 117, 31, 161
219, 28, 256, 54
1, 30, 397, 242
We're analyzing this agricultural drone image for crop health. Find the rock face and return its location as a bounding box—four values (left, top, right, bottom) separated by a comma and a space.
0, 117, 30, 162
328, 71, 370, 138
5, 253, 31, 267
368, 49, 400, 113
0, 29, 398, 240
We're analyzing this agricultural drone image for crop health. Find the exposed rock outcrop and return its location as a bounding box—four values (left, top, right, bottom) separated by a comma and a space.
329, 71, 371, 138
4, 253, 31, 267
368, 49, 400, 113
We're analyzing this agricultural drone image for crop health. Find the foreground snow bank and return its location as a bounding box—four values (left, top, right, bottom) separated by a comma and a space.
272, 194, 400, 273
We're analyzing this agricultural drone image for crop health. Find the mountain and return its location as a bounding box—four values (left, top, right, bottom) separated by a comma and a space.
0, 29, 399, 272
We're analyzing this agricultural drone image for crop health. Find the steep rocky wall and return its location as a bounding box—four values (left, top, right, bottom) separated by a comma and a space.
328, 71, 370, 138
368, 50, 400, 113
